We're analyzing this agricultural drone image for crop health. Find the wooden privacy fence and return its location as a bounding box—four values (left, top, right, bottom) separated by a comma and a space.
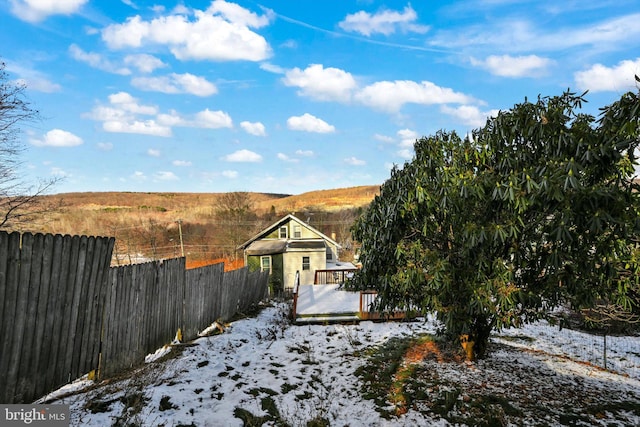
100, 260, 269, 377
0, 231, 269, 404
0, 231, 114, 404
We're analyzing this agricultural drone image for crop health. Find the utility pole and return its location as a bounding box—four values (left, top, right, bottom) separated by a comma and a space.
176, 219, 185, 257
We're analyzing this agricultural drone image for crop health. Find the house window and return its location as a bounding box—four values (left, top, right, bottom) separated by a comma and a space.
279, 226, 288, 239
326, 251, 333, 261
302, 256, 310, 271
261, 256, 272, 274
293, 225, 301, 238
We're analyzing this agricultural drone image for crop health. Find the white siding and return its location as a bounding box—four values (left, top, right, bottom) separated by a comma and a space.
282, 249, 326, 289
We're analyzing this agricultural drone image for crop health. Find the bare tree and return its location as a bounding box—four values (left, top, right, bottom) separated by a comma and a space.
214, 192, 258, 260
0, 60, 59, 229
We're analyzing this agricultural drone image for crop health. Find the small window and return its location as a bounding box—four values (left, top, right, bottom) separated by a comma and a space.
261, 256, 272, 274
326, 251, 333, 261
279, 226, 288, 239
302, 256, 310, 271
293, 225, 302, 238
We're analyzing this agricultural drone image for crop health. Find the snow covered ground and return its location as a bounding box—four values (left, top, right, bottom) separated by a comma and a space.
296, 284, 360, 315
41, 303, 640, 426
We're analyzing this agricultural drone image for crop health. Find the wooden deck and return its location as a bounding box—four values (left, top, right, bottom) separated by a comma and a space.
292, 283, 407, 324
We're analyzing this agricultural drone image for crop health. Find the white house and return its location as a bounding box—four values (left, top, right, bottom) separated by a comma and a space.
238, 214, 355, 293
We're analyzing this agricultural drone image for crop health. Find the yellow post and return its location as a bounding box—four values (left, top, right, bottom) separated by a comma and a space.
460, 334, 475, 361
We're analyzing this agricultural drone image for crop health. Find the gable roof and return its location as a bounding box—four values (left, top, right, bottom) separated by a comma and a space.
238, 214, 341, 250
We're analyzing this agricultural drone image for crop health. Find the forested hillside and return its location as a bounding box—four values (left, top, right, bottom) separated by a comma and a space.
11, 186, 378, 268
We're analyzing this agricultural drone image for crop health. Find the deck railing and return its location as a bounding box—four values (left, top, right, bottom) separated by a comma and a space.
314, 268, 358, 284
291, 270, 301, 318
359, 291, 408, 321
293, 268, 410, 322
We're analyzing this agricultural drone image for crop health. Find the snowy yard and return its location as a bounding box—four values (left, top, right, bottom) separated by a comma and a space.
42, 303, 640, 426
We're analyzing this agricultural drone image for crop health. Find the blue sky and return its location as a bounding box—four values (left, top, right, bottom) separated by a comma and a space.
2, 0, 640, 195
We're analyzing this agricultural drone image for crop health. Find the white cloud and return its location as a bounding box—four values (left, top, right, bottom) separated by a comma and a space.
344, 156, 366, 166
397, 129, 419, 148
260, 62, 285, 74
30, 129, 83, 147
374, 134, 395, 143
108, 92, 158, 115
9, 0, 87, 23
441, 105, 499, 128
277, 153, 298, 163
154, 171, 179, 181
287, 113, 335, 133
281, 65, 481, 117
156, 110, 186, 127
86, 92, 171, 136
131, 73, 218, 96
147, 148, 161, 157
470, 55, 553, 78
222, 170, 238, 178
5, 62, 61, 93
156, 109, 233, 129
431, 13, 640, 55
172, 73, 218, 96
207, 0, 272, 27
295, 150, 314, 157
557, 13, 640, 50
355, 80, 474, 113
102, 1, 273, 62
575, 58, 640, 92
69, 44, 131, 75
131, 171, 147, 181
103, 120, 171, 137
240, 121, 267, 136
283, 64, 357, 102
86, 92, 233, 136
50, 167, 69, 177
121, 0, 137, 9
194, 109, 233, 128
397, 148, 414, 159
96, 142, 113, 151
173, 160, 192, 167
123, 53, 166, 73
223, 149, 262, 162
339, 5, 429, 37
280, 40, 297, 49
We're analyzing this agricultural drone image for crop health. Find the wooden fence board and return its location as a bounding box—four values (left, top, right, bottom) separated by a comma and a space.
123, 264, 137, 371
141, 263, 155, 358
37, 233, 59, 399
57, 235, 81, 391
74, 236, 95, 378
78, 235, 108, 378
210, 264, 225, 323
15, 233, 42, 402
0, 231, 7, 400
104, 265, 127, 376
0, 232, 20, 403
0, 231, 8, 327
183, 268, 198, 340
0, 230, 269, 402
49, 235, 74, 390
149, 261, 161, 352
68, 235, 89, 381
4, 233, 34, 403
